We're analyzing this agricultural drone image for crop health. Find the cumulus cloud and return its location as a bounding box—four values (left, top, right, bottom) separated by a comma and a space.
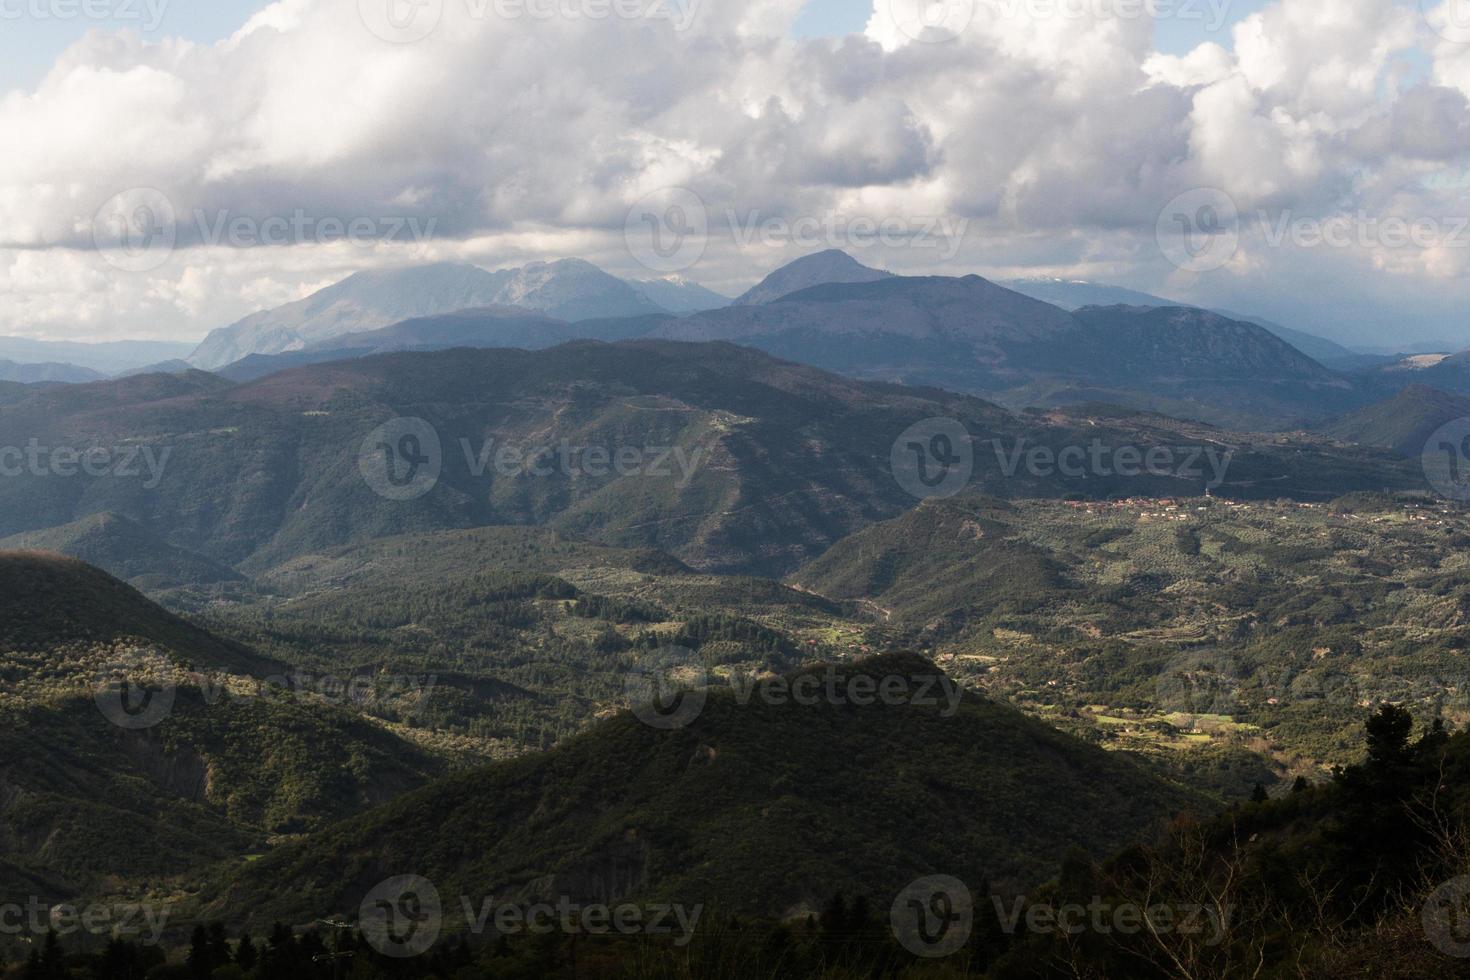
1, 0, 1468, 345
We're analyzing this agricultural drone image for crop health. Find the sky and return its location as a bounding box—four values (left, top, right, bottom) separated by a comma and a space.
2, 0, 1469, 349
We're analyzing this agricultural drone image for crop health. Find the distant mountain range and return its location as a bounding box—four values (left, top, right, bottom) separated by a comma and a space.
187, 254, 1376, 430
0, 337, 195, 374
187, 260, 724, 369
648, 272, 1362, 429
999, 277, 1369, 369
12, 252, 1468, 435
0, 358, 103, 384
1318, 384, 1470, 457
0, 342, 1416, 581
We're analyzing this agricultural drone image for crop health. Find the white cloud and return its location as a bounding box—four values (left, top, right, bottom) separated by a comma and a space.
0, 0, 1467, 346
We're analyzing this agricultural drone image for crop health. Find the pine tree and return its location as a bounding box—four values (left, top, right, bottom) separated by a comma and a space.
187, 924, 213, 979
236, 932, 258, 972
208, 922, 231, 967
38, 930, 63, 980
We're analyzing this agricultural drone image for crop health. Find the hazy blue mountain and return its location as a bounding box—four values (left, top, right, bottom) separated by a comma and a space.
628, 275, 730, 312
188, 260, 668, 368
115, 359, 196, 378
731, 248, 894, 305
1000, 277, 1178, 310
214, 307, 672, 382
1318, 384, 1470, 457
0, 359, 103, 384
652, 271, 1356, 427
0, 337, 195, 374
0, 512, 242, 589
1001, 277, 1360, 368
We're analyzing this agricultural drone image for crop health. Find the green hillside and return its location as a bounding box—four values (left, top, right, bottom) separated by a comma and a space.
0, 344, 1420, 581
205, 653, 1205, 929
0, 555, 448, 909
0, 513, 242, 590
793, 495, 1470, 774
